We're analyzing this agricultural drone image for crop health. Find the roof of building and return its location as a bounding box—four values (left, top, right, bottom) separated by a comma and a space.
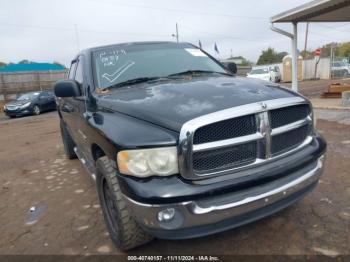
0, 63, 66, 73
270, 0, 350, 23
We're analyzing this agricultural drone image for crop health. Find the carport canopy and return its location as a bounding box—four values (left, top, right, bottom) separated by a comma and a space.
270, 0, 350, 91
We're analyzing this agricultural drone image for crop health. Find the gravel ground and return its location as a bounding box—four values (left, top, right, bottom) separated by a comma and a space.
316, 109, 350, 125
0, 111, 349, 256
284, 78, 350, 98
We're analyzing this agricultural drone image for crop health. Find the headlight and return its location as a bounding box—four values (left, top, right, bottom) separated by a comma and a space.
117, 147, 178, 177
19, 102, 31, 109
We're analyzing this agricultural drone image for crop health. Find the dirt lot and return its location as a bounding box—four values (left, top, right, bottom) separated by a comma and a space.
284, 78, 350, 98
0, 110, 349, 257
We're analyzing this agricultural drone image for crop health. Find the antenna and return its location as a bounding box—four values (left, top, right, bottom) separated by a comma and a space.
74, 24, 80, 51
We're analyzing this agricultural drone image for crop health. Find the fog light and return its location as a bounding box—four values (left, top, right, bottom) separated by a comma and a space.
157, 208, 175, 222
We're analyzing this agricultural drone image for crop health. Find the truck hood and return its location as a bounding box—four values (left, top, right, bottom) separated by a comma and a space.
96, 76, 300, 132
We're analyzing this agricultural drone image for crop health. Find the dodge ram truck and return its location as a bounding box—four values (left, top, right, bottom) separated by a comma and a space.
54, 41, 327, 250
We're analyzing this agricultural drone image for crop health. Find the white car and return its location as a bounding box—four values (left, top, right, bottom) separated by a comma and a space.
331, 61, 350, 77
247, 66, 281, 83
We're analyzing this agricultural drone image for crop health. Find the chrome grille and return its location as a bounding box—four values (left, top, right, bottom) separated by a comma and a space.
178, 97, 313, 180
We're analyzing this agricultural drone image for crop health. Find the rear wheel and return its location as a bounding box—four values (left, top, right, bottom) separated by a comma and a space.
60, 120, 77, 159
96, 156, 153, 250
33, 105, 40, 115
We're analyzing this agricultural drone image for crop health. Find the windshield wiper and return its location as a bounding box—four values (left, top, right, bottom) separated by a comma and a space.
105, 77, 163, 89
167, 70, 233, 77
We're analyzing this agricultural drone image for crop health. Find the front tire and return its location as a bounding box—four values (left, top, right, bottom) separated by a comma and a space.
33, 105, 40, 115
96, 156, 153, 250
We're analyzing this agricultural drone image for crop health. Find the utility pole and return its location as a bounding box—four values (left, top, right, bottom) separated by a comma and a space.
172, 23, 179, 43
303, 22, 309, 58
74, 24, 80, 52
175, 23, 179, 43
330, 43, 334, 79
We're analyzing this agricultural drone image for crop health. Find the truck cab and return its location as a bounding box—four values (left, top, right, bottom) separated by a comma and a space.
54, 41, 326, 250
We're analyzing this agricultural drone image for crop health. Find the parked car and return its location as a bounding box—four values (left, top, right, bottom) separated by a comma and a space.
54, 41, 326, 250
3, 91, 56, 118
331, 61, 350, 77
247, 66, 281, 82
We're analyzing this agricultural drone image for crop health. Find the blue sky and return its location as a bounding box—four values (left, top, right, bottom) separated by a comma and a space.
0, 0, 349, 65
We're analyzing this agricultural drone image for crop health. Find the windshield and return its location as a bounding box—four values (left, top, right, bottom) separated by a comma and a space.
250, 68, 269, 75
92, 43, 227, 89
17, 92, 40, 100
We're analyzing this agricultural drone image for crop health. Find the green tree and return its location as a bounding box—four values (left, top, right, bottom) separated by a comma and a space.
18, 59, 32, 64
300, 50, 314, 59
226, 56, 252, 66
336, 42, 350, 58
257, 47, 287, 65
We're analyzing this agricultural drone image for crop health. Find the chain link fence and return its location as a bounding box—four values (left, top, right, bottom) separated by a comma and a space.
331, 56, 350, 79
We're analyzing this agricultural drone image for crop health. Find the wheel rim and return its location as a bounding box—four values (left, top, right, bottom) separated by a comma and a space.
102, 179, 119, 235
34, 106, 40, 115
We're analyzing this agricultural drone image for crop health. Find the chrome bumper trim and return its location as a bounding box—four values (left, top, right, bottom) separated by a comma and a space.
192, 154, 324, 215
123, 155, 325, 231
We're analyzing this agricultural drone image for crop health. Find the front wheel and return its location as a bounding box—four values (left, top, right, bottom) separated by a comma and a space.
96, 156, 153, 250
32, 105, 40, 115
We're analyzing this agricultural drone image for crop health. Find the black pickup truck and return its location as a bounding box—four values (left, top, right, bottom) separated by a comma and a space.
54, 41, 326, 250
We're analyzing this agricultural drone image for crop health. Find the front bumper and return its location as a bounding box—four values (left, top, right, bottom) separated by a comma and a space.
123, 155, 325, 239
4, 108, 31, 117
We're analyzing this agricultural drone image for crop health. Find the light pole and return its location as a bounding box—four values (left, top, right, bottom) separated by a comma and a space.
172, 23, 179, 43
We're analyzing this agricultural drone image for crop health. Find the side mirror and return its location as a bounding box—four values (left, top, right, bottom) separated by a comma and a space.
54, 80, 81, 97
225, 62, 237, 74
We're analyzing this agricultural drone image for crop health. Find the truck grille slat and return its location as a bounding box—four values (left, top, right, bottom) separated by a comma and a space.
270, 104, 310, 129
179, 98, 313, 179
271, 125, 310, 155
193, 115, 256, 144
193, 142, 257, 172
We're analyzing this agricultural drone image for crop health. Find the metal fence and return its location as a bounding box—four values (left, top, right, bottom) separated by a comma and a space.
0, 70, 68, 101
303, 57, 331, 80
331, 57, 350, 78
